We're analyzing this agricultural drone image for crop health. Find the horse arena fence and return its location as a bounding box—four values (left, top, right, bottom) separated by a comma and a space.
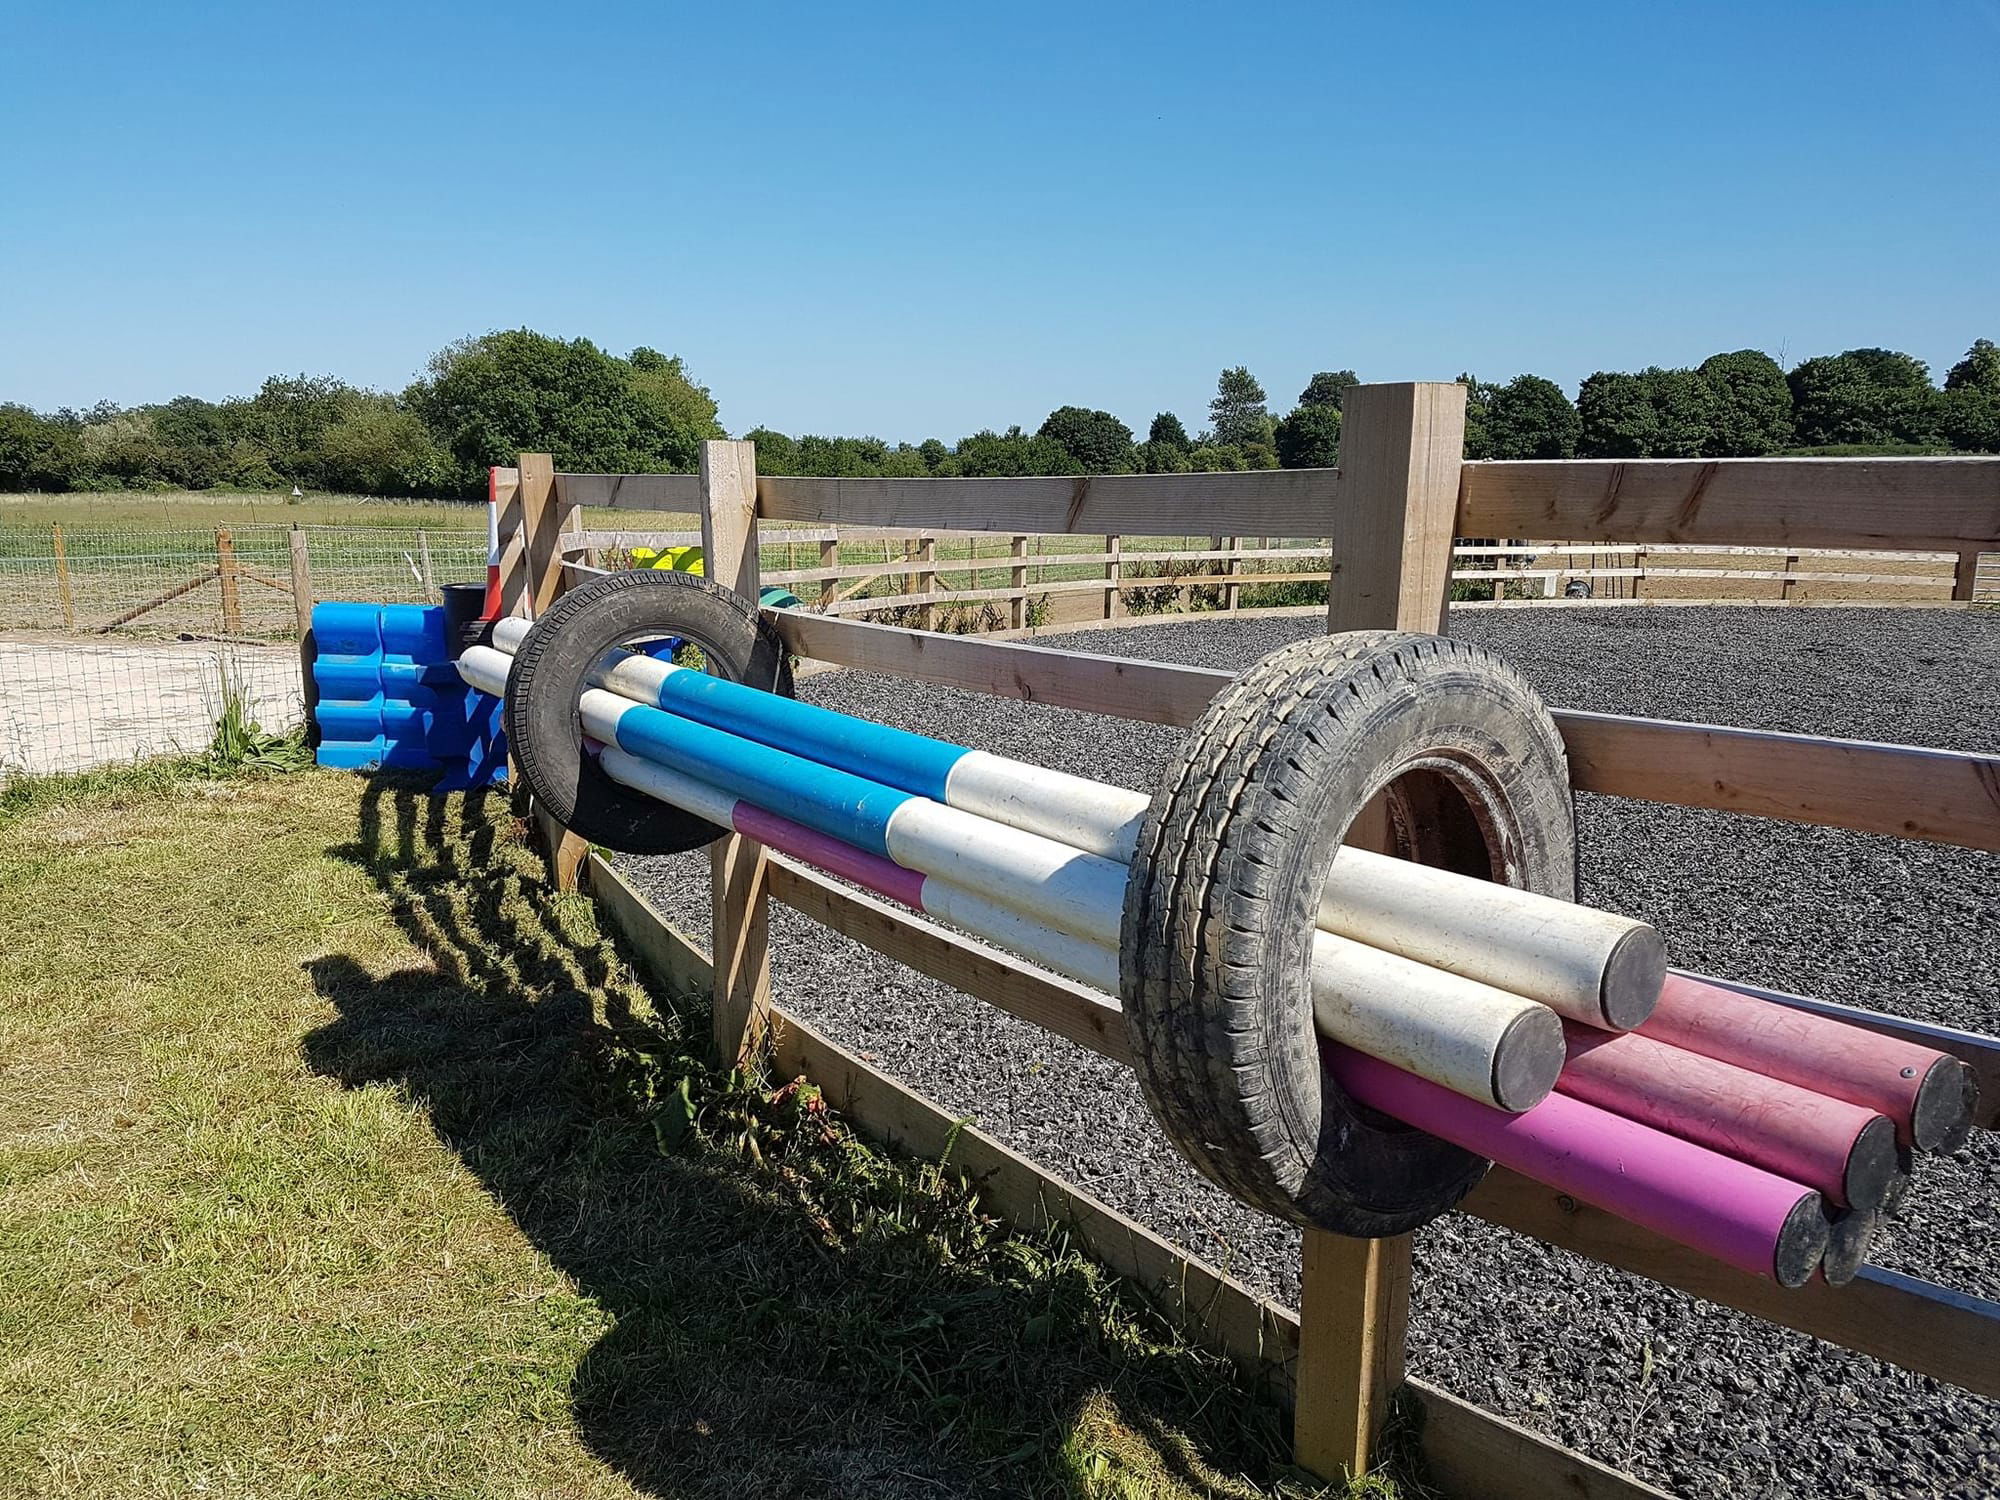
471, 396, 1998, 1498
3, 475, 1994, 784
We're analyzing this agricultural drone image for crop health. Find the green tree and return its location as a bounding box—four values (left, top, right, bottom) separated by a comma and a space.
1577, 371, 1658, 457
1037, 406, 1135, 473
1208, 367, 1272, 448
1482, 375, 1581, 459
235, 375, 372, 478
409, 330, 722, 492
1696, 351, 1792, 455
1296, 370, 1359, 410
1458, 375, 1495, 459
1577, 367, 1710, 457
1186, 443, 1247, 472
0, 404, 80, 491
742, 427, 800, 473
1945, 338, 2000, 394
625, 346, 725, 455
314, 405, 452, 495
1147, 412, 1192, 452
953, 427, 1081, 477
1135, 439, 1191, 473
1274, 402, 1340, 467
1787, 348, 1939, 446
148, 396, 244, 488
916, 437, 952, 472
1940, 387, 2000, 452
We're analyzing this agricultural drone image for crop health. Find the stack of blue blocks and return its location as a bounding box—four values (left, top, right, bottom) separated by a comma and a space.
310, 601, 506, 790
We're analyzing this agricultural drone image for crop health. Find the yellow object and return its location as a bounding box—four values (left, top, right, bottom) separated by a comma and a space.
629, 544, 704, 575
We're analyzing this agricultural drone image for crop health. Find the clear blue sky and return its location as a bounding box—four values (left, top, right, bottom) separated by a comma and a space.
3, 0, 1995, 443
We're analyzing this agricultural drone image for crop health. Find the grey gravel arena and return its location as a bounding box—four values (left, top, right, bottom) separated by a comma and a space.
619, 605, 2000, 1500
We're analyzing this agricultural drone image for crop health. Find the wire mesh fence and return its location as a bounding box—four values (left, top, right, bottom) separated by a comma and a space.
0, 522, 487, 786
0, 522, 490, 641
0, 637, 304, 781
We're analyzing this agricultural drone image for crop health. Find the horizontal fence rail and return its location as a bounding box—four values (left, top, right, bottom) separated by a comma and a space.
556, 526, 1978, 622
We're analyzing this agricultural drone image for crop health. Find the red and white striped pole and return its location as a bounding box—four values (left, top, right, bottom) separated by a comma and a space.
481, 466, 505, 620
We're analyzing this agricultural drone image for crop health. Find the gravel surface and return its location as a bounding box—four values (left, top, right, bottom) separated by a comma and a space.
619, 606, 2000, 1499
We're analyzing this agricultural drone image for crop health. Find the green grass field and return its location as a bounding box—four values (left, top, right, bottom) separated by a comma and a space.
0, 491, 1329, 637
0, 762, 1381, 1499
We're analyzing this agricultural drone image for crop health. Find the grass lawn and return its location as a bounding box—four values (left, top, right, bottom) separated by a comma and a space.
0, 765, 1373, 1499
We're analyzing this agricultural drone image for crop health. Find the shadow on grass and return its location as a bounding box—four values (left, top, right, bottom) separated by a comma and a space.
303, 778, 1343, 1500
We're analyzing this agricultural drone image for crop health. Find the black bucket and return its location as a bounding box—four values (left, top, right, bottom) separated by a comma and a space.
440, 582, 493, 659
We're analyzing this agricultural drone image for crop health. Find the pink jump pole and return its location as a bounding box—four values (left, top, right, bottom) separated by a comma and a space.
1641, 973, 1977, 1152
1558, 1022, 1901, 1210
1331, 1046, 1831, 1286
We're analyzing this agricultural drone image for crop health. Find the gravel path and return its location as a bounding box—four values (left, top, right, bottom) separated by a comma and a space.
619, 606, 2000, 1499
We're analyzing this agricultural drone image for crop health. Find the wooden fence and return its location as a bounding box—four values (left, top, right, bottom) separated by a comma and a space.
493, 389, 2000, 1497
556, 528, 1977, 631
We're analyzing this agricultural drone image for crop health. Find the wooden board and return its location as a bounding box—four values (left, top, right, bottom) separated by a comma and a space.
1459, 457, 2000, 551
587, 855, 714, 995
554, 472, 704, 511
758, 468, 1343, 535
770, 610, 1233, 725
770, 612, 2000, 851
1555, 709, 2000, 852
1464, 1168, 2000, 1399
766, 858, 1130, 1063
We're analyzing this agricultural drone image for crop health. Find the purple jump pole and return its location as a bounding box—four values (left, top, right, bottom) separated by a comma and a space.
1331, 1046, 1831, 1286
731, 801, 926, 909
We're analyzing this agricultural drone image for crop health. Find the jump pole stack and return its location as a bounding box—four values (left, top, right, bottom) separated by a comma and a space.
461, 606, 1972, 1299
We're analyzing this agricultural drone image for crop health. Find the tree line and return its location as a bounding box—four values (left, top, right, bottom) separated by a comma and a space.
3, 331, 1996, 499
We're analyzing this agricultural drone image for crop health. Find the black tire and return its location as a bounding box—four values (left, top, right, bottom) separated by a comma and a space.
1119, 631, 1577, 1237
505, 570, 794, 856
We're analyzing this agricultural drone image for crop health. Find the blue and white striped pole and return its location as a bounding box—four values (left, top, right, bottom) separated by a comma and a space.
484, 617, 1657, 1031
459, 636, 1566, 1111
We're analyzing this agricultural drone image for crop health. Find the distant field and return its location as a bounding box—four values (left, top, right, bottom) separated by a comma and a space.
0, 490, 698, 532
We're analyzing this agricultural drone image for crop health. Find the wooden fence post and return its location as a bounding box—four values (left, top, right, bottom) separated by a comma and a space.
1299, 381, 1467, 1484
1010, 535, 1028, 628
917, 533, 938, 631
1951, 548, 1980, 603
216, 529, 243, 633
517, 453, 565, 618
1104, 534, 1124, 619
288, 525, 314, 639
1220, 534, 1242, 612
513, 454, 588, 889
700, 438, 774, 1069
819, 534, 840, 609
52, 524, 75, 630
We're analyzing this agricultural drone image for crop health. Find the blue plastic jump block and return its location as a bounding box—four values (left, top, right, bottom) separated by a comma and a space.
311, 601, 505, 786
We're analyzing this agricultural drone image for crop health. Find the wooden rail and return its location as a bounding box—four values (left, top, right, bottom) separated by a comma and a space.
502, 404, 2000, 1498
562, 527, 1965, 616
769, 611, 2000, 853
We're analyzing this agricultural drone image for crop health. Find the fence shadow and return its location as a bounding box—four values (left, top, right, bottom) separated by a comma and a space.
302, 777, 1309, 1500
